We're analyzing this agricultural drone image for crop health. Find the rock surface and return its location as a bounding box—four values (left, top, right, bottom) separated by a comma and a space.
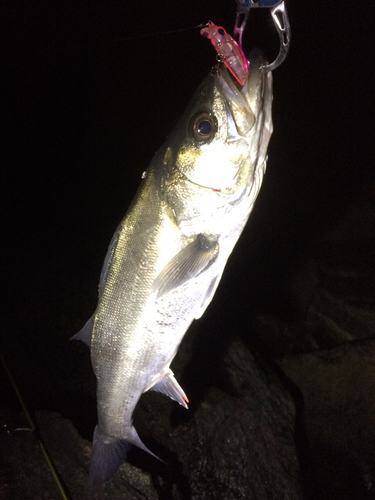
280, 339, 375, 500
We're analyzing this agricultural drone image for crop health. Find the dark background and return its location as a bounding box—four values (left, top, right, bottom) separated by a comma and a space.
2, 0, 374, 497
2, 0, 373, 322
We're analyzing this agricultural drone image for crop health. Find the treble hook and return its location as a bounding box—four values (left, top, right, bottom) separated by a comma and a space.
234, 0, 291, 71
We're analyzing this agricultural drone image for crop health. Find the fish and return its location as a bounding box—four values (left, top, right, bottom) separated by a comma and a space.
73, 45, 273, 491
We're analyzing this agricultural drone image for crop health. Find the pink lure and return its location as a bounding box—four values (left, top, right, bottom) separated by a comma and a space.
200, 22, 249, 86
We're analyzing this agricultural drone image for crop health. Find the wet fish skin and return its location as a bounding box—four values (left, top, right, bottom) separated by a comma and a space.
74, 49, 273, 490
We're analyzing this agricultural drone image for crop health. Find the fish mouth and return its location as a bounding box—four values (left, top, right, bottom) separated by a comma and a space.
215, 49, 268, 137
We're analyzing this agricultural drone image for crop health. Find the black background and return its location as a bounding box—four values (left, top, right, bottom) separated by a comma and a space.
3, 0, 373, 324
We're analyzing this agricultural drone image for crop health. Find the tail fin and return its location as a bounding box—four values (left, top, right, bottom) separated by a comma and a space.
88, 426, 130, 493
127, 425, 161, 461
88, 425, 161, 492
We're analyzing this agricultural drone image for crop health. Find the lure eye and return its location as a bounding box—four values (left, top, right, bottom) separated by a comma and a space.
190, 112, 217, 143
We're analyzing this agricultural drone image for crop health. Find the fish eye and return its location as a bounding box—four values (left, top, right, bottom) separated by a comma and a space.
190, 112, 217, 143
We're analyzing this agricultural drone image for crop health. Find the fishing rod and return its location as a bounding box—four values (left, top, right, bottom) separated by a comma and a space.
0, 351, 72, 500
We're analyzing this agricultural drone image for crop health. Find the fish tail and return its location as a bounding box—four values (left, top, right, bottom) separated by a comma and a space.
88, 425, 130, 493
127, 425, 161, 461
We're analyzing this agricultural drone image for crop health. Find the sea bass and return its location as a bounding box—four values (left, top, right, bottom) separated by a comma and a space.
74, 48, 273, 489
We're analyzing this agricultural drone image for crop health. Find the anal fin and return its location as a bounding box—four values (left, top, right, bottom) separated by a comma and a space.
150, 370, 189, 409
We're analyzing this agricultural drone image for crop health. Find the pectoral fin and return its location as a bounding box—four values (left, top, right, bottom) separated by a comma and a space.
149, 370, 189, 409
153, 234, 219, 297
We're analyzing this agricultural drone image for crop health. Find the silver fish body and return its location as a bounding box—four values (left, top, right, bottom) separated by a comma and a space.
75, 49, 273, 489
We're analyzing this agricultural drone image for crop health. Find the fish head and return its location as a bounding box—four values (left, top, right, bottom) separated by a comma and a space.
158, 49, 273, 201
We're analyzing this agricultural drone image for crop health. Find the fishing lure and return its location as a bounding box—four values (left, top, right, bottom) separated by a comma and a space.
201, 0, 290, 85
200, 22, 249, 86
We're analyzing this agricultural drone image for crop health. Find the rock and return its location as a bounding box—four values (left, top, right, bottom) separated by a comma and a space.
184, 338, 303, 500
280, 339, 375, 499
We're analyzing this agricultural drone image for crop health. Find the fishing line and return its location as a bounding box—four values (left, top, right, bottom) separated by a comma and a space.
0, 351, 72, 500
114, 23, 204, 42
